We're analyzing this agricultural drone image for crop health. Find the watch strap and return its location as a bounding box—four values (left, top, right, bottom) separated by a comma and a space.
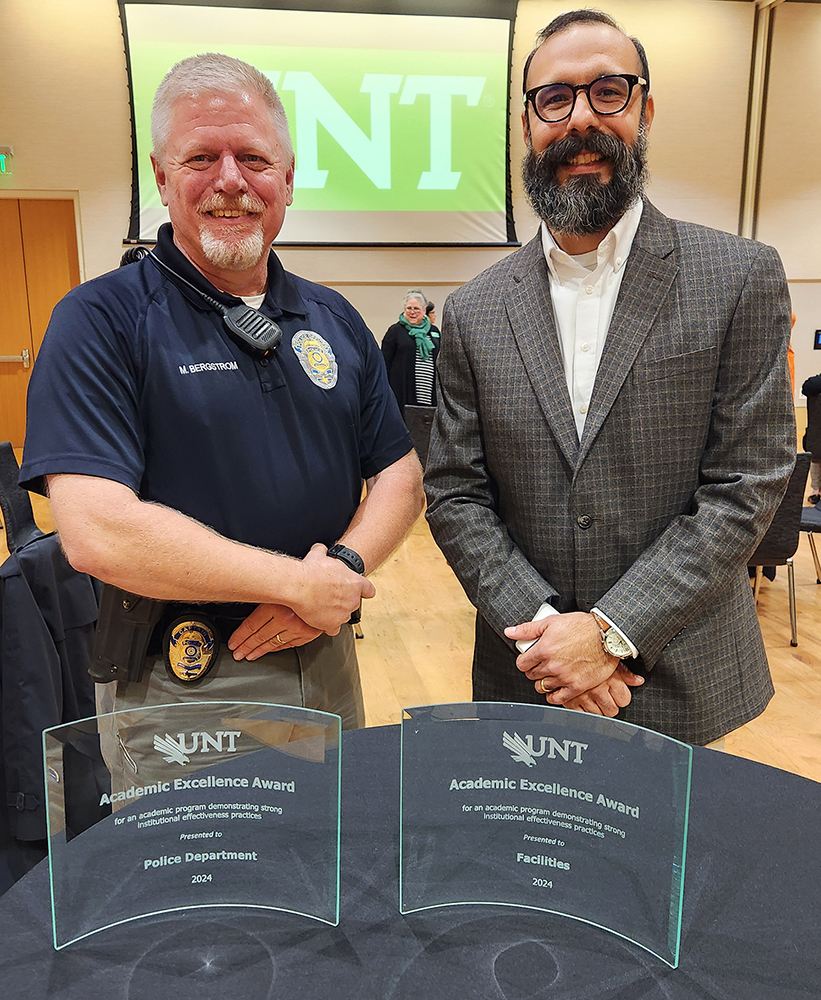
326, 543, 365, 575
590, 610, 634, 659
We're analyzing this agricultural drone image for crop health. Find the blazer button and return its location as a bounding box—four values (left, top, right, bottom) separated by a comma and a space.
577, 514, 593, 529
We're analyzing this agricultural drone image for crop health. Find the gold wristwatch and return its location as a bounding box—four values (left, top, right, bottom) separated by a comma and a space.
590, 611, 633, 659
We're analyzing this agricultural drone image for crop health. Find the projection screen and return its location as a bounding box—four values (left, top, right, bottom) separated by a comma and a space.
120, 1, 516, 245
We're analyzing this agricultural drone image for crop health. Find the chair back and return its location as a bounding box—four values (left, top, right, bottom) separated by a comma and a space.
0, 442, 43, 552
800, 501, 821, 533
806, 393, 821, 457
403, 405, 436, 466
748, 453, 811, 567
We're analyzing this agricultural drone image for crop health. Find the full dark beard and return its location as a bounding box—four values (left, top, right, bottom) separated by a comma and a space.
522, 127, 648, 236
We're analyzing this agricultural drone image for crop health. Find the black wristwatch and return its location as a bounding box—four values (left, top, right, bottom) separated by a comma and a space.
327, 543, 365, 575
327, 544, 365, 626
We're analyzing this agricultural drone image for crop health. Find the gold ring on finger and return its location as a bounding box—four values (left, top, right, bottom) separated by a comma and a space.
274, 632, 285, 645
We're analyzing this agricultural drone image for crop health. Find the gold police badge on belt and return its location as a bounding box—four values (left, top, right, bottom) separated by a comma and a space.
163, 616, 220, 683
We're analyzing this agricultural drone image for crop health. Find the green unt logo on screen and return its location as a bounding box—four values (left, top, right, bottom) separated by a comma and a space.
272, 71, 489, 194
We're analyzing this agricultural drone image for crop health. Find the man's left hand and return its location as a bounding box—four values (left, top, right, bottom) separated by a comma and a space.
504, 612, 643, 704
228, 603, 321, 660
559, 662, 645, 716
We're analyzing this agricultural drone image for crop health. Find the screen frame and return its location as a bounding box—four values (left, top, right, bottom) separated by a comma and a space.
117, 0, 519, 247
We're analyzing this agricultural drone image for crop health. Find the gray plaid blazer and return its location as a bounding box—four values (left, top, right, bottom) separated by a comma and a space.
425, 201, 795, 744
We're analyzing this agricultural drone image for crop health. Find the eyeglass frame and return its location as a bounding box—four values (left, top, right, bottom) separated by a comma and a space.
523, 74, 647, 124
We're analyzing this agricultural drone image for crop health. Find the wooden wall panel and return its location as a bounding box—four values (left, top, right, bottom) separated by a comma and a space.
19, 199, 80, 356
0, 199, 80, 447
0, 201, 34, 447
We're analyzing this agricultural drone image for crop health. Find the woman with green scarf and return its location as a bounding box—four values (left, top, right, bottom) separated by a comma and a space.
381, 289, 441, 416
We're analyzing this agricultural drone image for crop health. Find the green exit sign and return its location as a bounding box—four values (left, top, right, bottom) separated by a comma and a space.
0, 147, 13, 174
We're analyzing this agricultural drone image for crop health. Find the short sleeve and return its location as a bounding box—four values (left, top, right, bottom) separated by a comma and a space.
20, 280, 147, 496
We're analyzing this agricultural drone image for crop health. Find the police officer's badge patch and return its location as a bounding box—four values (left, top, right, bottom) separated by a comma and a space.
291, 330, 338, 389
163, 616, 220, 683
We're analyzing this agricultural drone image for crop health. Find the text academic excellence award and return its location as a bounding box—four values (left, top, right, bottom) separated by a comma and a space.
43, 702, 341, 949
400, 703, 692, 967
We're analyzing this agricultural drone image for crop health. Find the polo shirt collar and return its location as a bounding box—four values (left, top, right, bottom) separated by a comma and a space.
153, 223, 308, 319
540, 199, 644, 280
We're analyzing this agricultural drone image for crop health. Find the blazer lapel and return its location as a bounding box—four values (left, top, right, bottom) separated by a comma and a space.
577, 202, 679, 466
506, 237, 580, 467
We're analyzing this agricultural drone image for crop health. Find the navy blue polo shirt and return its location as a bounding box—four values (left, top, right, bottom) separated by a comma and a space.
21, 225, 411, 558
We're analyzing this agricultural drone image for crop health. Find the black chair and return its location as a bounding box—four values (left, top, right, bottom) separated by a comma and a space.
403, 405, 436, 467
805, 392, 821, 503
747, 452, 811, 647
800, 502, 821, 585
0, 442, 43, 551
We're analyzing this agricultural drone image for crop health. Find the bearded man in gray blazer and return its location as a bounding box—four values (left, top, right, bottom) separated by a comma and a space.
424, 10, 795, 745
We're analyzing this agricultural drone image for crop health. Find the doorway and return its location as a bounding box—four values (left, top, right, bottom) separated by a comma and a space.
0, 199, 80, 447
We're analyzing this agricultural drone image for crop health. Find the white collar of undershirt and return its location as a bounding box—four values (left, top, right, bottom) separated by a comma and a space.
240, 292, 266, 309
540, 199, 644, 281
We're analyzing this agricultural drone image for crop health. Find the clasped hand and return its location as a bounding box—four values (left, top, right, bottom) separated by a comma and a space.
503, 612, 644, 717
229, 543, 375, 660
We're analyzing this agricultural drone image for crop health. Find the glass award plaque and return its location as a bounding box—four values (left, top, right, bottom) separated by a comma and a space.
400, 703, 692, 968
44, 701, 341, 949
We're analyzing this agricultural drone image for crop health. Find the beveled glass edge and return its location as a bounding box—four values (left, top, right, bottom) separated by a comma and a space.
402, 702, 694, 750
399, 898, 680, 968
668, 747, 693, 967
43, 699, 342, 741
53, 902, 338, 951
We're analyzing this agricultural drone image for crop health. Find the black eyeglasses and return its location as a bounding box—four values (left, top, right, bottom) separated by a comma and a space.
523, 75, 647, 124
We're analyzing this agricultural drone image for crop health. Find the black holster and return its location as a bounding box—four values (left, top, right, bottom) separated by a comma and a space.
89, 585, 166, 683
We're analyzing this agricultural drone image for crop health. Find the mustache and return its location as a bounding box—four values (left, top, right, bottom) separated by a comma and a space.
198, 194, 265, 215
535, 131, 629, 175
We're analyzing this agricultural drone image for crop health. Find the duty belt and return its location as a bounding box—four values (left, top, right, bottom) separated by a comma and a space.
91, 588, 251, 685
158, 604, 252, 684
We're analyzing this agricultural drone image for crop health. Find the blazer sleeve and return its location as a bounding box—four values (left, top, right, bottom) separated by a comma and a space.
425, 296, 560, 642
596, 242, 796, 669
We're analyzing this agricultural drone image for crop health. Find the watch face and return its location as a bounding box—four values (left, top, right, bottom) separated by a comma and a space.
603, 631, 632, 658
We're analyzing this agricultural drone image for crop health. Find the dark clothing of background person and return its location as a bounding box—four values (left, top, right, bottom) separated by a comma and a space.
381, 321, 441, 411
803, 374, 821, 503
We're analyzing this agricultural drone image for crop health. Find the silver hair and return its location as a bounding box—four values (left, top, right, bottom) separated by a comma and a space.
403, 289, 427, 309
151, 52, 293, 162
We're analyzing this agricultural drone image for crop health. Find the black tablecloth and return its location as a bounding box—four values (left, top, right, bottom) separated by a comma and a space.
1, 725, 819, 999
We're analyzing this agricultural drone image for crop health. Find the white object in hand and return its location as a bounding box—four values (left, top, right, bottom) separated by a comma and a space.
515, 602, 559, 653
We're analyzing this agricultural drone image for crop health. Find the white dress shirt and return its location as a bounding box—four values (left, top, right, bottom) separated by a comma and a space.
540, 200, 644, 437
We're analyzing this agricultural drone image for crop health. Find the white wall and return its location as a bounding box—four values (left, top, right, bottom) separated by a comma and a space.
756, 2, 821, 402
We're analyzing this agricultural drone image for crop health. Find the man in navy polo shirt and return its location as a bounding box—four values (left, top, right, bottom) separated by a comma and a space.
20, 53, 423, 747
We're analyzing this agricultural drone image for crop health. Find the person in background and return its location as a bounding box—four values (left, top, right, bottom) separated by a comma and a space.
803, 371, 821, 505
381, 289, 440, 414
426, 300, 438, 329
20, 54, 423, 770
